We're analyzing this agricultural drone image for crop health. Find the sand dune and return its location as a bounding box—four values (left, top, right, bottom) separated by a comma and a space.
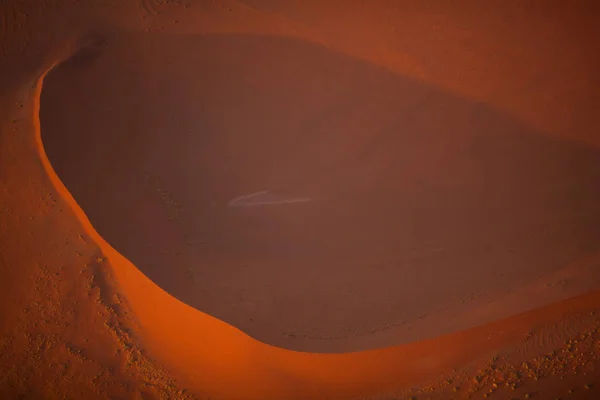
2, 1, 600, 399
40, 32, 600, 352
33, 64, 600, 399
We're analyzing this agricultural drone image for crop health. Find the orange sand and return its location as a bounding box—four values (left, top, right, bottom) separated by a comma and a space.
2, 1, 600, 399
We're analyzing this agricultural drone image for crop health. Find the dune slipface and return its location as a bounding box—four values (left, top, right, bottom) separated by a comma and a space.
40, 32, 600, 352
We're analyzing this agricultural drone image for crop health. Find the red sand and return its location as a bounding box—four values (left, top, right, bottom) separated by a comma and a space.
2, 1, 600, 399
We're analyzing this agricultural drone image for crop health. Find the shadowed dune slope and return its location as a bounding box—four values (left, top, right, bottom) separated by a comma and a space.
40, 32, 600, 352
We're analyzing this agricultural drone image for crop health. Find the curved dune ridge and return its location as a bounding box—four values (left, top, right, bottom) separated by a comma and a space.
39, 31, 600, 354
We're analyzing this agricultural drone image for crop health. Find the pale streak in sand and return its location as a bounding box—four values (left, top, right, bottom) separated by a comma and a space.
228, 190, 312, 207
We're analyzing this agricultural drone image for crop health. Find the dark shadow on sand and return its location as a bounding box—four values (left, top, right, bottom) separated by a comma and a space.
40, 32, 600, 352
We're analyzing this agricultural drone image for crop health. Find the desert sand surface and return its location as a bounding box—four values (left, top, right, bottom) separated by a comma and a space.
2, 0, 600, 399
